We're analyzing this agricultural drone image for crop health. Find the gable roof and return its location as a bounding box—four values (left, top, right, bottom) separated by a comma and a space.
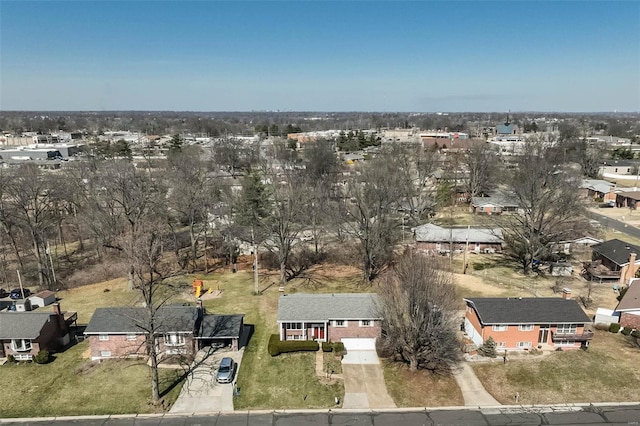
465, 297, 591, 325
616, 191, 640, 201
277, 293, 380, 322
592, 239, 640, 267
84, 306, 200, 334
616, 279, 640, 311
197, 314, 244, 339
580, 179, 614, 194
0, 312, 56, 339
414, 223, 502, 244
471, 191, 519, 208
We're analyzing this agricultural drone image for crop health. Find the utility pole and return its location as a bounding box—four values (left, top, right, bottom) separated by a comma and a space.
17, 269, 25, 299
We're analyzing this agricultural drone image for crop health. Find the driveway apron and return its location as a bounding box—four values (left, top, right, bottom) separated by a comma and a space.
169, 347, 243, 413
452, 362, 500, 406
341, 350, 396, 409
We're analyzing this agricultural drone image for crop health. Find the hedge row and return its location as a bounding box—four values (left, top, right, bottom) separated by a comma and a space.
320, 341, 346, 355
268, 334, 319, 356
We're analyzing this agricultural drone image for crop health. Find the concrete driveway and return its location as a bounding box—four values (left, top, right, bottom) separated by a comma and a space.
452, 362, 500, 406
169, 347, 243, 413
341, 350, 396, 409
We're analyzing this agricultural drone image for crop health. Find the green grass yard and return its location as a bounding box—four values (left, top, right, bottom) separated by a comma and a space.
0, 341, 184, 418
193, 267, 364, 409
473, 330, 640, 404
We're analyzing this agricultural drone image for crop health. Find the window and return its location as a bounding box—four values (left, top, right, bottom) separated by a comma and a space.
11, 339, 32, 352
556, 340, 576, 347
497, 342, 506, 348
164, 333, 185, 346
518, 325, 534, 331
556, 324, 577, 334
98, 334, 109, 341
100, 350, 112, 357
360, 320, 372, 327
516, 342, 532, 349
492, 325, 508, 332
286, 322, 302, 330
334, 320, 347, 327
126, 334, 137, 341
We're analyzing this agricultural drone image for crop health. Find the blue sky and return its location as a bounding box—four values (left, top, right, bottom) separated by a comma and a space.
1, 1, 639, 112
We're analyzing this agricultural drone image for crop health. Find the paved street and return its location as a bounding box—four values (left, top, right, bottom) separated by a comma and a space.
587, 210, 640, 240
3, 405, 640, 425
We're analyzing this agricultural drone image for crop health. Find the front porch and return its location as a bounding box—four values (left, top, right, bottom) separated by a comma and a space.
280, 321, 329, 342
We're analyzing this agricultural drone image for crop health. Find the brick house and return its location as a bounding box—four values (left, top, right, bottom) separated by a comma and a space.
277, 293, 381, 350
579, 179, 616, 204
591, 239, 640, 273
464, 295, 593, 351
414, 223, 502, 255
615, 278, 640, 329
0, 303, 77, 361
470, 192, 520, 215
84, 304, 244, 361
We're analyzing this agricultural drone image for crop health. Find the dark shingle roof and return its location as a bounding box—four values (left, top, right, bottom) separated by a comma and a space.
466, 298, 591, 325
0, 312, 56, 339
198, 314, 244, 339
277, 293, 380, 322
84, 306, 200, 334
616, 279, 640, 311
592, 239, 640, 267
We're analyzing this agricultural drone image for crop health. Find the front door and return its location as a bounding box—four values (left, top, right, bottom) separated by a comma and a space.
538, 325, 550, 344
313, 326, 325, 340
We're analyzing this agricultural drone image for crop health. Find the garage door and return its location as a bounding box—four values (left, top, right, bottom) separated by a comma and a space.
341, 338, 376, 351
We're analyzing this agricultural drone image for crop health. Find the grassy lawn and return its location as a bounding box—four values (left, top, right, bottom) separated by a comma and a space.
191, 267, 362, 409
0, 341, 184, 418
323, 350, 343, 375
472, 330, 640, 405
382, 360, 463, 407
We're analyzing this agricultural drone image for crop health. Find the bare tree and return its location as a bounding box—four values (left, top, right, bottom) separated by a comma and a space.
464, 143, 499, 200
341, 150, 406, 281
211, 137, 259, 177
4, 165, 57, 288
262, 172, 308, 284
497, 139, 584, 274
166, 146, 218, 271
378, 251, 461, 372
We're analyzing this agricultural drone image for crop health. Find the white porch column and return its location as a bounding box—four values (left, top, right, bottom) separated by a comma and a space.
302, 322, 306, 340
279, 322, 284, 341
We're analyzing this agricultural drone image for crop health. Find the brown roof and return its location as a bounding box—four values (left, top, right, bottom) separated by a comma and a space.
617, 279, 640, 311
617, 191, 640, 201
34, 290, 55, 298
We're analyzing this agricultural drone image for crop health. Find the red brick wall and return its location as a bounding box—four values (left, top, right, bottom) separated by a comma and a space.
89, 335, 147, 359
620, 312, 640, 328
465, 306, 583, 350
327, 320, 381, 342
2, 341, 42, 359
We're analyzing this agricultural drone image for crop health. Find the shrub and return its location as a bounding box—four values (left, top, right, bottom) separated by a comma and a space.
33, 350, 50, 364
609, 323, 621, 333
6, 354, 15, 363
631, 330, 640, 339
268, 334, 281, 356
268, 334, 319, 357
333, 342, 345, 356
322, 342, 333, 352
477, 337, 498, 358
622, 327, 633, 336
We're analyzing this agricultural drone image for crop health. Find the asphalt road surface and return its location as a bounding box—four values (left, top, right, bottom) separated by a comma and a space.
2, 405, 640, 426
588, 210, 640, 241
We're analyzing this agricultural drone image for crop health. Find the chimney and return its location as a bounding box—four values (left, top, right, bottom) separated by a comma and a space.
562, 288, 572, 300
53, 302, 61, 315
631, 252, 637, 267
196, 298, 204, 314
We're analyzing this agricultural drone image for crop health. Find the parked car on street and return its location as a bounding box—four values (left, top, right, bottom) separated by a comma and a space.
215, 357, 236, 384
9, 288, 31, 299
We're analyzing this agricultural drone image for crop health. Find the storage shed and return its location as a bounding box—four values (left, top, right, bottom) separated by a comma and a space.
29, 290, 56, 308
